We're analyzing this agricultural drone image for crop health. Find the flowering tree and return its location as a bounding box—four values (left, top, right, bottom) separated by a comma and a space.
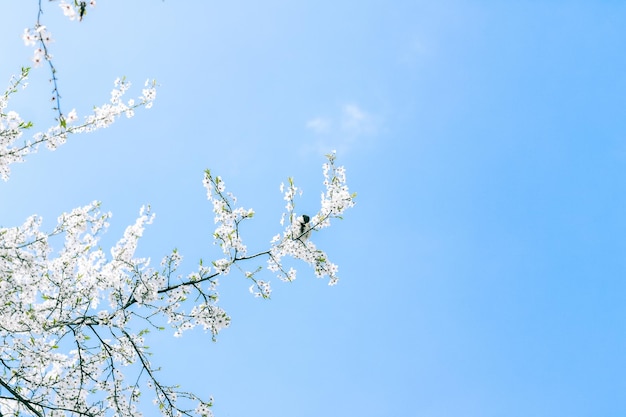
0, 2, 355, 416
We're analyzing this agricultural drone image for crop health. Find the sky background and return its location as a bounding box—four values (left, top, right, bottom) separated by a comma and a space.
1, 1, 626, 416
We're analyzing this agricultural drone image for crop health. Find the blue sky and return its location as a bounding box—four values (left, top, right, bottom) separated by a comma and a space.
2, 1, 626, 416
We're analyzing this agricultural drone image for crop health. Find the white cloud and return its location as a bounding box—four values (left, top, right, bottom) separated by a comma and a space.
341, 104, 376, 135
304, 103, 380, 155
305, 117, 332, 134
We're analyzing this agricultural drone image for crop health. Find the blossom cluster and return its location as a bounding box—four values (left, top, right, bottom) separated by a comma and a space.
0, 201, 229, 417
267, 152, 356, 286
2, 3, 356, 416
200, 155, 355, 293
0, 75, 157, 181
203, 170, 255, 265
0, 68, 30, 176
21, 25, 53, 67
59, 1, 97, 21
0, 141, 353, 417
19, 0, 114, 124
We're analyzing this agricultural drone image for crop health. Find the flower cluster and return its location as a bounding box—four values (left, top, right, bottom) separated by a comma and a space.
0, 147, 353, 416
195, 399, 215, 417
2, 4, 355, 416
21, 25, 53, 67
267, 152, 356, 286
0, 75, 157, 181
20, 0, 101, 122
0, 201, 233, 417
200, 154, 355, 292
203, 170, 255, 263
248, 276, 272, 298
0, 68, 31, 181
319, 151, 356, 224
59, 1, 96, 21
81, 77, 157, 129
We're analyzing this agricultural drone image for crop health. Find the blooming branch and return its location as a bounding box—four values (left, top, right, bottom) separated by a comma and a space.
0, 3, 356, 416
0, 75, 157, 181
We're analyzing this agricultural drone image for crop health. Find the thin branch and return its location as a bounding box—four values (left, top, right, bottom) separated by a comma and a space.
0, 377, 44, 417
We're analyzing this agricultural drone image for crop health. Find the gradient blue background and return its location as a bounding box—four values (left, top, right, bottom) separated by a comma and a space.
1, 1, 625, 416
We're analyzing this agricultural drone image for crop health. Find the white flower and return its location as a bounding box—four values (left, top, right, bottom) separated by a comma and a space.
22, 28, 36, 46
59, 1, 77, 20
5, 111, 22, 130
213, 258, 230, 274
35, 26, 53, 44
33, 48, 44, 67
141, 88, 156, 108
66, 109, 78, 123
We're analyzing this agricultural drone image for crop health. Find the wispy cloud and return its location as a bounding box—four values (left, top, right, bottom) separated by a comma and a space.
305, 103, 380, 154
306, 117, 332, 134
340, 104, 377, 136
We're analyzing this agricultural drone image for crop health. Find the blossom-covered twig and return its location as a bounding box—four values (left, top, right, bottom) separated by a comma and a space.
0, 3, 356, 416
0, 153, 355, 417
0, 76, 157, 181
22, 1, 97, 121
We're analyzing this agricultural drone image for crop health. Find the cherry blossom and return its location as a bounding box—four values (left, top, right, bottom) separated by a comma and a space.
0, 2, 356, 416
